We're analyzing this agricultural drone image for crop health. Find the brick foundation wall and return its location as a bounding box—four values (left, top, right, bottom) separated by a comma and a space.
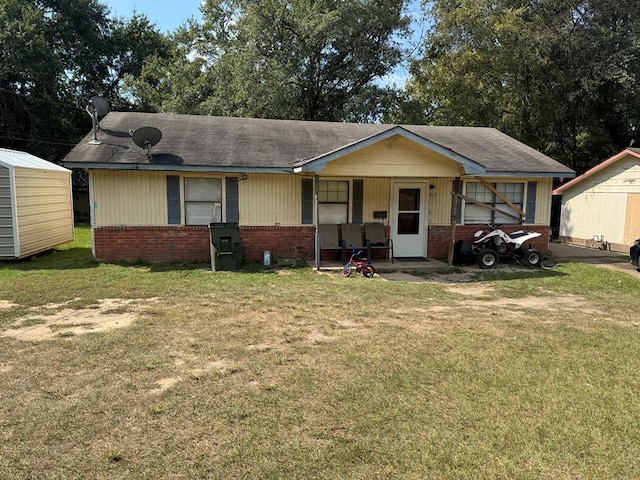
93, 225, 317, 264
428, 225, 551, 260
94, 226, 211, 263
240, 226, 315, 263
93, 224, 551, 264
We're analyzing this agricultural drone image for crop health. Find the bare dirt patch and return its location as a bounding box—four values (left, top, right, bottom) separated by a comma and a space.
150, 358, 236, 395
0, 300, 18, 309
445, 285, 493, 296
2, 298, 159, 341
422, 294, 604, 315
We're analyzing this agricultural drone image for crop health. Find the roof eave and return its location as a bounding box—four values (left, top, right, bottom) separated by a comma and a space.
63, 162, 294, 174
474, 171, 576, 179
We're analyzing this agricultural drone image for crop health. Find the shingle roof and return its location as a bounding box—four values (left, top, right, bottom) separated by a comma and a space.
63, 112, 574, 177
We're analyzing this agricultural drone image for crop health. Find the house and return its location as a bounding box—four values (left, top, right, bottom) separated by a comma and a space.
553, 148, 640, 253
0, 148, 74, 259
62, 112, 574, 265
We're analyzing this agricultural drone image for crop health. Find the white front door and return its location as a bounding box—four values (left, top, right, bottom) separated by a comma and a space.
391, 182, 428, 258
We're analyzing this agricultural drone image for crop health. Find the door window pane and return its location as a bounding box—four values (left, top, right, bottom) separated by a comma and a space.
399, 189, 420, 211
398, 213, 419, 235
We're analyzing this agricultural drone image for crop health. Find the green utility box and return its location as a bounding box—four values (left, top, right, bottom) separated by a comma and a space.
209, 223, 242, 271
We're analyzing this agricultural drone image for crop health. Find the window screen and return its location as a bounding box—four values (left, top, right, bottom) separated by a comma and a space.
184, 178, 222, 225
318, 180, 349, 223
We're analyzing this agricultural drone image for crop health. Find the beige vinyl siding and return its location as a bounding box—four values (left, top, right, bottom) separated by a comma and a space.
427, 177, 455, 225
322, 136, 464, 178
239, 173, 301, 226
14, 167, 73, 257
92, 170, 167, 226
362, 178, 390, 223
0, 166, 14, 256
533, 178, 552, 225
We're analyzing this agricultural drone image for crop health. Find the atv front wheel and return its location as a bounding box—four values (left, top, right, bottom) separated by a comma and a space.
477, 248, 499, 269
523, 249, 542, 267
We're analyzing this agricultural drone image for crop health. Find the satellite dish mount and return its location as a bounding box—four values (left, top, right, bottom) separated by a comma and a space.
85, 96, 110, 145
132, 126, 163, 160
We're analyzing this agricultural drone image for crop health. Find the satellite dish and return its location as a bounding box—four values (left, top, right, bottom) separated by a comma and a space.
88, 96, 110, 118
85, 95, 110, 145
132, 126, 163, 159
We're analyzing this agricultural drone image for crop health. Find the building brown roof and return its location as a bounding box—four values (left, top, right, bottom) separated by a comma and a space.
63, 112, 574, 178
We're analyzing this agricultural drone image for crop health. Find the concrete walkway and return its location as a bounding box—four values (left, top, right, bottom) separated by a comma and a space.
547, 241, 630, 264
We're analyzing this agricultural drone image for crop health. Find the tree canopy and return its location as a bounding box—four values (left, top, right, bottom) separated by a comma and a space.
2, 0, 639, 174
400, 0, 640, 173
130, 0, 410, 122
0, 0, 170, 160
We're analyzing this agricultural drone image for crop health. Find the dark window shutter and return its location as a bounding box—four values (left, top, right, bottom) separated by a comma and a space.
352, 179, 363, 224
301, 178, 314, 224
167, 175, 181, 225
226, 177, 239, 224
525, 182, 537, 223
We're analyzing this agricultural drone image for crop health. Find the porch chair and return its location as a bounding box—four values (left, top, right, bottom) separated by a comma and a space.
365, 222, 394, 264
340, 223, 367, 263
318, 224, 345, 263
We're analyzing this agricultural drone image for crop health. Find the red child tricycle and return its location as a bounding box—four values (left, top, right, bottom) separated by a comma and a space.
341, 246, 375, 278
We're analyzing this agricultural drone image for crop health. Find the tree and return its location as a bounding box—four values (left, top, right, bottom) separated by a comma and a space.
0, 0, 170, 161
131, 0, 411, 122
400, 0, 640, 173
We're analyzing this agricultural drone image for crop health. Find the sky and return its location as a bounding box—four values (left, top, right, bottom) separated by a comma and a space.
103, 0, 204, 33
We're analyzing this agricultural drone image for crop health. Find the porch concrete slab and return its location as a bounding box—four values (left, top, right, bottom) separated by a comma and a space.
316, 258, 453, 272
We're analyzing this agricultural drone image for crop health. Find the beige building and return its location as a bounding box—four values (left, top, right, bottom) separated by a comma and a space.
63, 113, 574, 265
554, 148, 640, 253
0, 148, 74, 259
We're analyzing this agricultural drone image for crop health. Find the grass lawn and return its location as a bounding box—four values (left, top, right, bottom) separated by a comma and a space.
1, 226, 639, 479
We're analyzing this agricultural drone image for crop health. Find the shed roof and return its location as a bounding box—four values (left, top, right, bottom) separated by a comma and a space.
553, 148, 640, 195
0, 148, 70, 172
63, 112, 574, 178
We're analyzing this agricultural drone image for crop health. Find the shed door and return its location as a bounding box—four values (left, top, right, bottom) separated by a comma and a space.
391, 182, 427, 258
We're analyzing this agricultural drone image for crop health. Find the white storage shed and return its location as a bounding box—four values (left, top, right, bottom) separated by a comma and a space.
553, 147, 640, 253
0, 148, 74, 259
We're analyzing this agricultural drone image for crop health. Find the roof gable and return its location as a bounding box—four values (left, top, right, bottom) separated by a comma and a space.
553, 148, 640, 195
293, 126, 485, 175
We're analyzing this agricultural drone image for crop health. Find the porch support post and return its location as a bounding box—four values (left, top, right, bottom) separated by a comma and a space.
447, 178, 462, 265
314, 174, 320, 270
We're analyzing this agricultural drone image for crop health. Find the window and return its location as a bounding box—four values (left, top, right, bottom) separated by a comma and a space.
318, 180, 349, 223
464, 182, 525, 224
184, 178, 222, 225
167, 176, 239, 226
